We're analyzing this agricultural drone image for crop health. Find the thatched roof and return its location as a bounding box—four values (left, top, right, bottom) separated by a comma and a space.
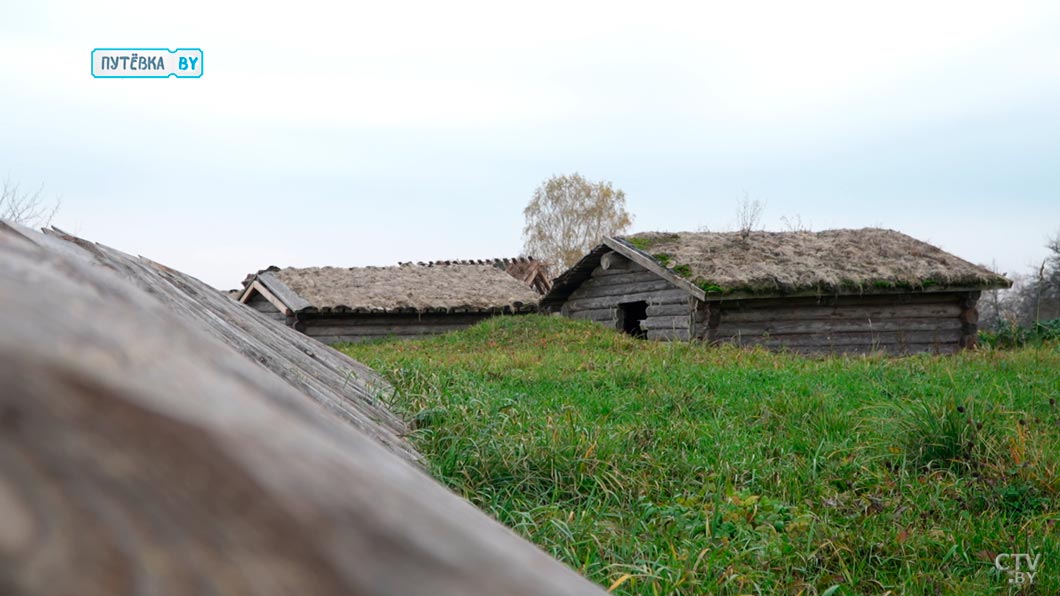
399, 257, 553, 294
543, 228, 1010, 308
245, 263, 541, 314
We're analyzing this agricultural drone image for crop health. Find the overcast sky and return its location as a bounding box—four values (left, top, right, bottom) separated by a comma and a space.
3, 1, 1059, 289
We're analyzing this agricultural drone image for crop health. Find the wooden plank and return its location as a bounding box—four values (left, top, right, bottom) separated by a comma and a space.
639, 316, 691, 330
303, 314, 490, 327
581, 270, 660, 287
244, 279, 293, 316
563, 289, 693, 312
716, 329, 963, 347
718, 293, 963, 310
37, 228, 417, 463
257, 271, 313, 312
567, 308, 616, 321
705, 288, 978, 303
646, 303, 692, 317
569, 278, 679, 300
304, 323, 477, 337
715, 317, 963, 336
0, 224, 608, 596
720, 303, 962, 322
599, 251, 630, 271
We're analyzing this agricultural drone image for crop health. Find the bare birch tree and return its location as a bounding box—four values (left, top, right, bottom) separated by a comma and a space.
522, 173, 633, 272
1, 179, 60, 227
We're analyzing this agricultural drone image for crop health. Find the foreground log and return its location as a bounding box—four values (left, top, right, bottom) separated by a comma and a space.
0, 223, 606, 596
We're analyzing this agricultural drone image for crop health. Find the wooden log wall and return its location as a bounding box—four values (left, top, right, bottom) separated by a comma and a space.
560, 255, 694, 340
0, 221, 608, 596
710, 292, 975, 355
301, 312, 497, 345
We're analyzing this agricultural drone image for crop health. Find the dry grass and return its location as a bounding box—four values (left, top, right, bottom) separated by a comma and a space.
272, 264, 541, 312
624, 228, 1010, 295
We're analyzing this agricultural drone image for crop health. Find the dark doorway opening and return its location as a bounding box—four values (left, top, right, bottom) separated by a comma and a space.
618, 301, 648, 338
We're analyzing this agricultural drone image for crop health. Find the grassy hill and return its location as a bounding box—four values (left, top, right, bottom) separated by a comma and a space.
340, 315, 1060, 595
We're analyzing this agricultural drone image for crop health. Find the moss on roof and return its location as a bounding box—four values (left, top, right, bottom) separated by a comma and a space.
619, 228, 1010, 296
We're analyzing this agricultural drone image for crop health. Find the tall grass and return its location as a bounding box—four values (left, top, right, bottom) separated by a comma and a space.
341, 315, 1060, 595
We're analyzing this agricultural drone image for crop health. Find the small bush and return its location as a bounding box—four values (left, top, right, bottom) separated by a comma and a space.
980, 318, 1060, 348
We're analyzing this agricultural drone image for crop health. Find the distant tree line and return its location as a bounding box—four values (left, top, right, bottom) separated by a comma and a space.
980, 233, 1060, 345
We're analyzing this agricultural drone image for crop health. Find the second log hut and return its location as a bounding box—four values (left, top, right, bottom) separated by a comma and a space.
540, 228, 1010, 355
238, 261, 541, 344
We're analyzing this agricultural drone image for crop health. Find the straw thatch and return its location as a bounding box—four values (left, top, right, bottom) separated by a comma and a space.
268, 263, 541, 313
399, 257, 553, 294
619, 228, 1010, 296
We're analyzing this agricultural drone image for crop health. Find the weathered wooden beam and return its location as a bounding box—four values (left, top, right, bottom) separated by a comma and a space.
0, 223, 608, 596
563, 289, 692, 312
582, 270, 660, 287
569, 278, 680, 300
718, 293, 963, 310
646, 303, 692, 317
243, 279, 294, 316
715, 329, 963, 347
256, 271, 313, 313
35, 227, 415, 461
566, 307, 617, 321
959, 291, 981, 350
720, 303, 962, 323
304, 323, 479, 337
715, 317, 963, 336
599, 250, 630, 271
639, 316, 692, 330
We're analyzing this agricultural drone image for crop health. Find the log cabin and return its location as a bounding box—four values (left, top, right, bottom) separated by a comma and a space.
541, 228, 1011, 355
237, 261, 541, 344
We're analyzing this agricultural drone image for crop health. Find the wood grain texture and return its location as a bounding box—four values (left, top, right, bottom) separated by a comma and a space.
719, 303, 962, 323
715, 329, 963, 347
715, 317, 963, 336
563, 289, 692, 313
0, 222, 607, 596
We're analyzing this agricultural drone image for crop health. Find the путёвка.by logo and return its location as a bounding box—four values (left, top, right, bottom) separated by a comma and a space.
994, 552, 1042, 585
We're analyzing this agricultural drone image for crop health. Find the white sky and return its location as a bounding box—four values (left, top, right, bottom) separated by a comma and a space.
3, 1, 1059, 288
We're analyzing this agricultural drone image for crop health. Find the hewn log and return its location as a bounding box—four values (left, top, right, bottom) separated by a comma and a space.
569, 278, 680, 300
563, 289, 693, 312
720, 303, 961, 323
581, 270, 661, 288
304, 323, 478, 337
715, 317, 963, 336
959, 291, 982, 349
715, 329, 963, 347
0, 222, 607, 596
646, 303, 692, 317
256, 271, 313, 312
567, 307, 617, 321
599, 251, 630, 271
639, 316, 691, 330
719, 293, 963, 310
302, 313, 490, 327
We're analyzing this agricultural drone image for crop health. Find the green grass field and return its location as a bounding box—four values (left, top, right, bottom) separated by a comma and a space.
340, 315, 1060, 595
